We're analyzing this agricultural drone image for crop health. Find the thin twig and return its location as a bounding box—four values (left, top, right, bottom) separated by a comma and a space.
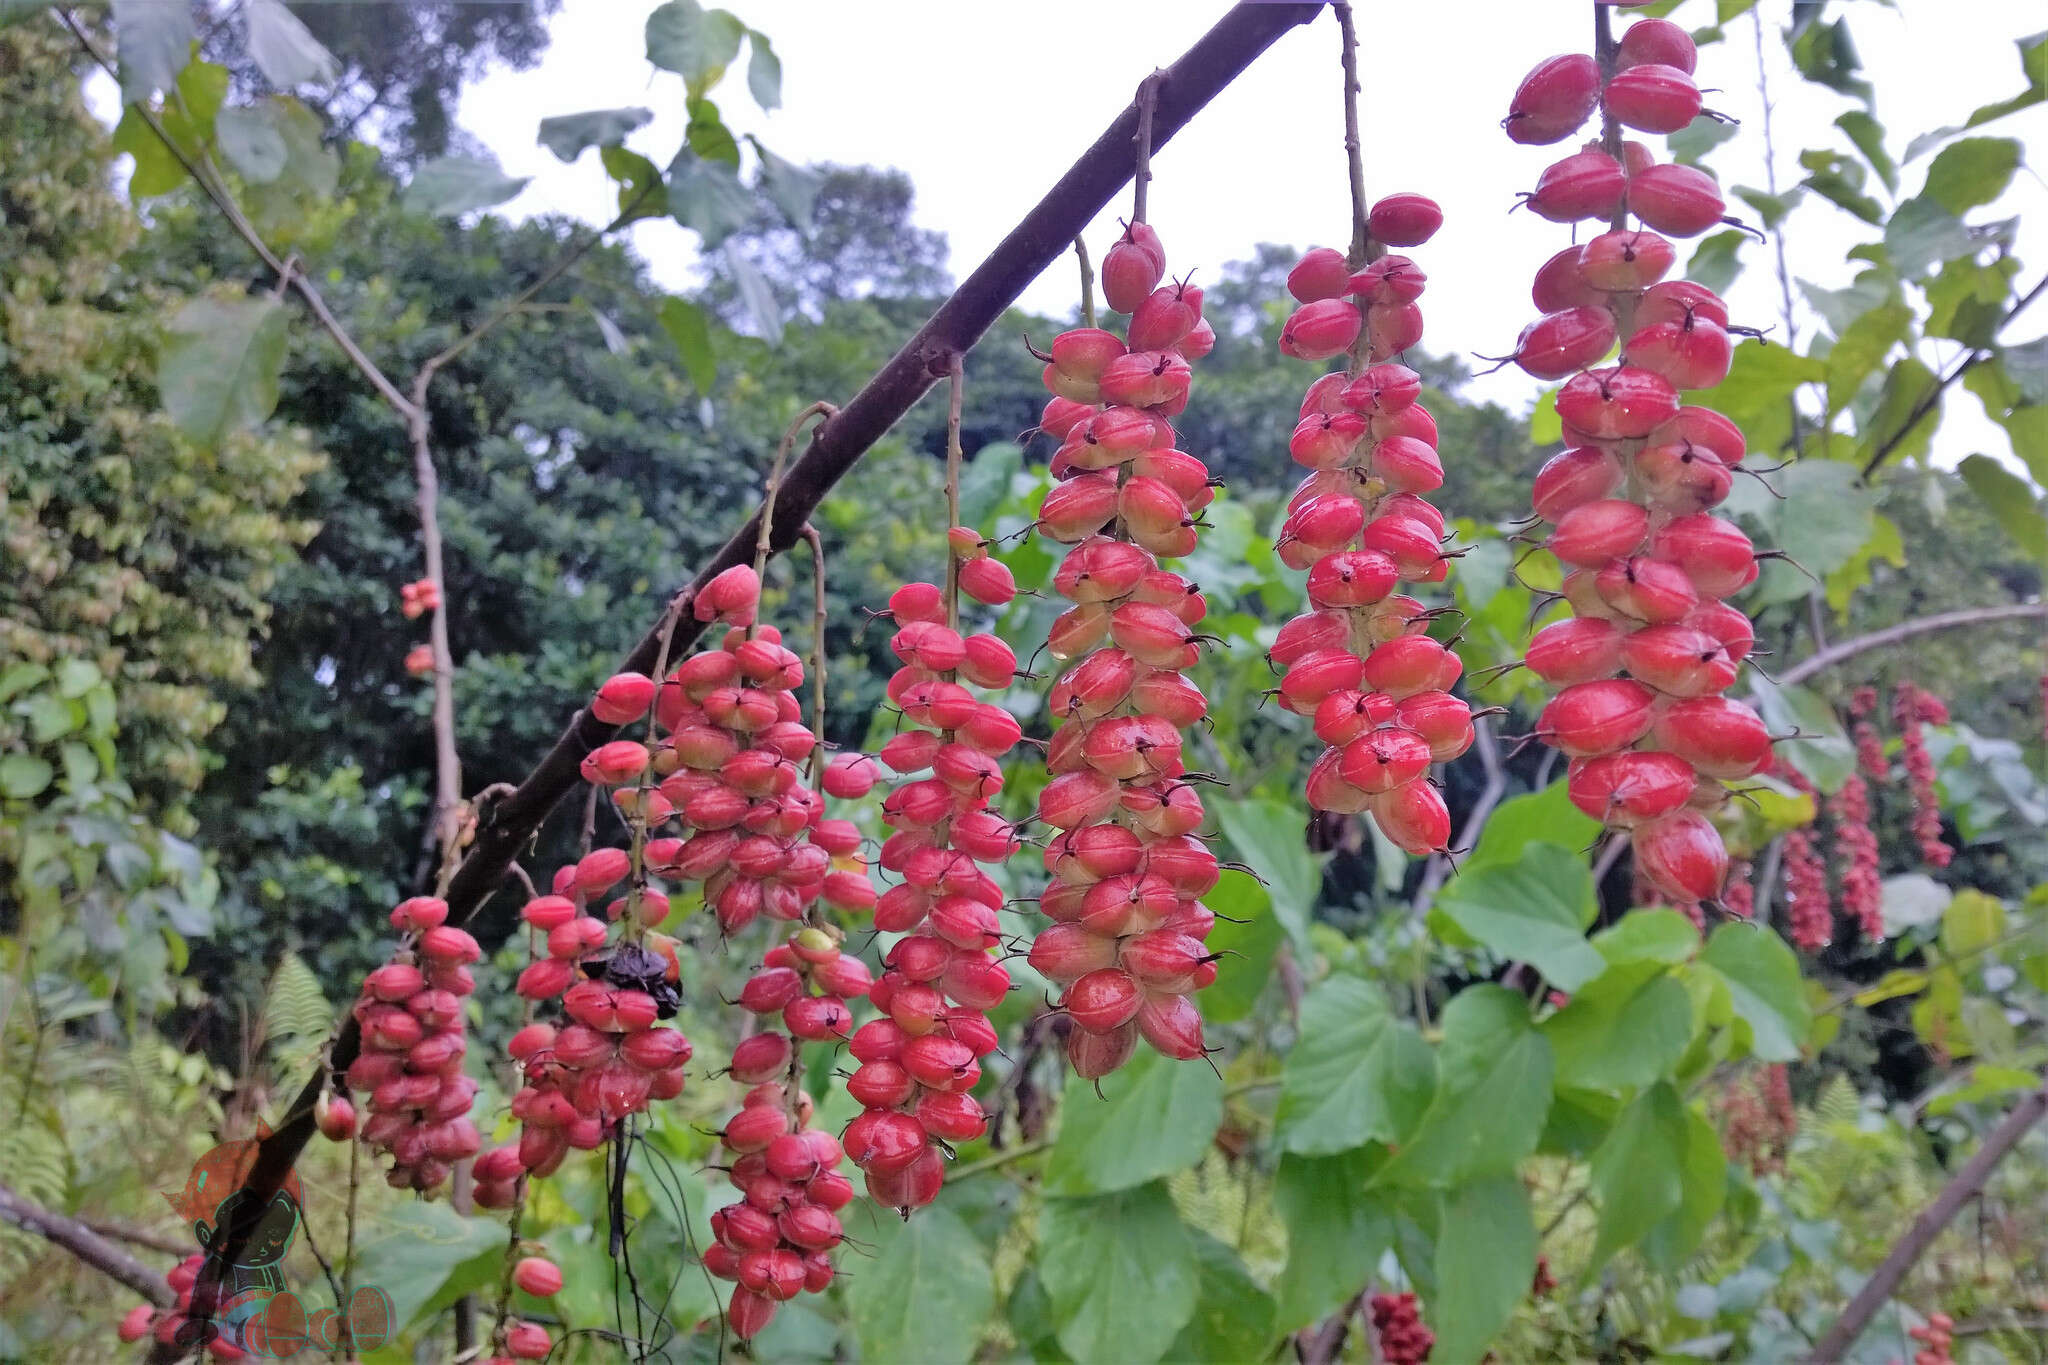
1074, 237, 1096, 329
943, 355, 966, 630
1807, 1072, 2048, 1362
1779, 603, 2048, 688
1132, 71, 1165, 224
802, 524, 829, 780
752, 402, 840, 584
1333, 3, 1371, 268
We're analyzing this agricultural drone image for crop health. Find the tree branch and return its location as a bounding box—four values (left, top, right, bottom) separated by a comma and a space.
1807, 1073, 2048, 1362
177, 0, 1326, 1321
1777, 603, 2047, 688
80, 1217, 194, 1258
0, 1180, 176, 1307
1857, 273, 2046, 482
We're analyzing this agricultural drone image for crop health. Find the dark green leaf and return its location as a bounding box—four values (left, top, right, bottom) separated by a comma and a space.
645, 0, 746, 95
753, 140, 824, 229
1922, 137, 2022, 214
1167, 1230, 1279, 1365
1861, 354, 1942, 468
1588, 1082, 1689, 1269
538, 107, 653, 162
113, 0, 195, 102
1198, 871, 1279, 1024
1958, 454, 2048, 564
657, 297, 716, 392
1273, 1150, 1394, 1331
1045, 1047, 1223, 1195
669, 152, 756, 246
216, 105, 289, 183
1432, 1176, 1537, 1365
722, 244, 783, 343
1275, 975, 1435, 1155
1700, 922, 1811, 1060
747, 29, 782, 109
1461, 780, 1600, 874
1925, 255, 2018, 347
1039, 1183, 1196, 1365
1686, 229, 1748, 295
849, 1203, 992, 1365
1836, 110, 1896, 192
600, 145, 669, 222
1790, 16, 1872, 106
1594, 907, 1703, 967
1641, 1106, 1728, 1269
1378, 986, 1553, 1188
685, 97, 740, 167
959, 440, 1022, 532
158, 296, 289, 447
1434, 843, 1605, 991
1702, 339, 1823, 455
1215, 798, 1319, 960
244, 0, 338, 87
348, 1202, 505, 1330
1884, 196, 1977, 278
1799, 149, 1882, 223
1546, 972, 1695, 1093
404, 155, 529, 216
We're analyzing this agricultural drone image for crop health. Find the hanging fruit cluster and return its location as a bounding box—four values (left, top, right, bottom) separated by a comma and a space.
1027, 218, 1226, 1078
831, 559, 1021, 1202
1370, 1290, 1436, 1364
1269, 191, 1472, 856
1506, 13, 1770, 915
1892, 681, 1954, 868
340, 895, 482, 1190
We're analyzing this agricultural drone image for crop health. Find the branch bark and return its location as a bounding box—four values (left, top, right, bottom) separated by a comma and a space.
169, 0, 1324, 1327
0, 1180, 177, 1307
1807, 1073, 2048, 1362
1777, 603, 2047, 689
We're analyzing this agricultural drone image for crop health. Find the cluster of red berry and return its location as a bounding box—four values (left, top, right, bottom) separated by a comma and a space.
706, 1085, 853, 1338
398, 576, 441, 620
1507, 16, 1770, 917
1026, 219, 1225, 1076
1893, 682, 1953, 868
1721, 1062, 1798, 1176
337, 896, 482, 1190
1269, 194, 1473, 855
1370, 1289, 1436, 1364
1907, 1311, 1957, 1365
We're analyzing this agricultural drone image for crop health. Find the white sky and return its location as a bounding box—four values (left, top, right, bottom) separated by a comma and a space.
453, 0, 2047, 473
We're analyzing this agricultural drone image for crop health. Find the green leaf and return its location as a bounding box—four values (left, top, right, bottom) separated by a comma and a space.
1529, 386, 1561, 446
1431, 1176, 1537, 1365
959, 440, 1022, 532
1588, 1082, 1688, 1269
849, 1203, 992, 1365
1461, 780, 1600, 874
1199, 870, 1279, 1024
1686, 229, 1749, 295
1595, 907, 1703, 967
1669, 117, 1737, 167
348, 1202, 506, 1331
1940, 888, 2008, 958
1743, 461, 1877, 609
2006, 337, 2048, 405
752, 140, 824, 229
669, 151, 756, 246
645, 0, 747, 95
1904, 32, 2045, 158
1733, 184, 1801, 230
216, 106, 289, 183
1884, 196, 1977, 279
1790, 15, 1872, 105
1925, 256, 2019, 347
1275, 975, 1435, 1155
1836, 111, 1896, 192
1861, 354, 1943, 468
239, 96, 337, 242
22, 693, 77, 743
1273, 1150, 1394, 1331
1699, 923, 1810, 1061
159, 59, 229, 153
538, 107, 653, 162
1749, 676, 1855, 794
657, 297, 717, 393
1547, 972, 1695, 1093
1801, 271, 1895, 335
112, 107, 188, 198
1039, 1183, 1197, 1365
722, 244, 783, 344
1958, 454, 2048, 564
746, 29, 782, 109
0, 753, 54, 800
1799, 149, 1882, 223
113, 0, 195, 102
1378, 986, 1553, 1188
1922, 137, 2022, 214
1641, 1105, 1728, 1269
1045, 1047, 1223, 1195
685, 97, 741, 167
1825, 301, 1911, 414
1434, 843, 1605, 991
53, 659, 98, 699
243, 0, 339, 87
158, 295, 289, 448
405, 155, 529, 216
1167, 1231, 1278, 1365
1704, 340, 1824, 455
1216, 797, 1320, 961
